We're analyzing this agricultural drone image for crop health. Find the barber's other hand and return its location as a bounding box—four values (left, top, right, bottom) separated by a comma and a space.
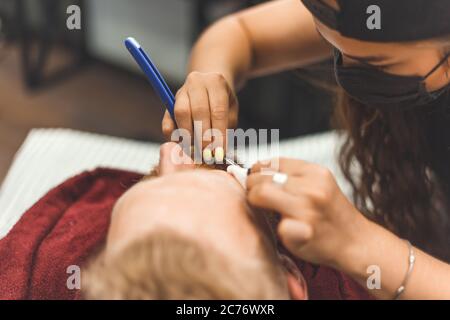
162, 71, 239, 151
247, 158, 369, 269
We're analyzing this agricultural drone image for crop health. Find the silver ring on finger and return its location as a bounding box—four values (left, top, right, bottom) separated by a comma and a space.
272, 172, 288, 186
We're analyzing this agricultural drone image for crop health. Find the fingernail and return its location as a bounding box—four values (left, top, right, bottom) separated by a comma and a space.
203, 148, 213, 163
214, 147, 224, 163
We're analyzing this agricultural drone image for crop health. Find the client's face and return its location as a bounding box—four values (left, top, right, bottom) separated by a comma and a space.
107, 142, 275, 263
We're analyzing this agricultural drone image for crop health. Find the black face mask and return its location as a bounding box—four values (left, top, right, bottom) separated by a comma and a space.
334, 49, 450, 109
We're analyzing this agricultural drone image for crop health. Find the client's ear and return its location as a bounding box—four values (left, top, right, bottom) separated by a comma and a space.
159, 142, 195, 175
279, 254, 308, 300
287, 273, 308, 300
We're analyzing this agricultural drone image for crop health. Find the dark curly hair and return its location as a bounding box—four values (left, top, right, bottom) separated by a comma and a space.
334, 86, 450, 261
297, 38, 450, 260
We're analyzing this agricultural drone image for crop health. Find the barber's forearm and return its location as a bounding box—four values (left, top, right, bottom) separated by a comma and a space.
338, 218, 450, 299
188, 0, 332, 91
188, 16, 253, 90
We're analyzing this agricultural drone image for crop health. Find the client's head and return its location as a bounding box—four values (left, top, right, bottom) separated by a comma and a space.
83, 143, 306, 300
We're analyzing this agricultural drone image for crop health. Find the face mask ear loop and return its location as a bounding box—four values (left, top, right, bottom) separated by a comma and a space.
423, 52, 450, 80
445, 52, 450, 80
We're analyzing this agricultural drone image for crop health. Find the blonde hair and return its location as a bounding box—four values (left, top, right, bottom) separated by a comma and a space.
82, 229, 289, 300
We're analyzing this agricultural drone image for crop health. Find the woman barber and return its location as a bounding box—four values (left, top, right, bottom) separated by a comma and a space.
162, 0, 450, 299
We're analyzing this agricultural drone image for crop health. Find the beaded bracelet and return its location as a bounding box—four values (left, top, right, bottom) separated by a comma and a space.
394, 240, 415, 300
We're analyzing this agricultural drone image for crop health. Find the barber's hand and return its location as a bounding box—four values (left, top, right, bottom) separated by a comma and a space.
246, 158, 369, 269
162, 71, 239, 153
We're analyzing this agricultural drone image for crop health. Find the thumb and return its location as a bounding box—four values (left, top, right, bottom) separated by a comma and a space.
278, 219, 313, 253
162, 111, 176, 141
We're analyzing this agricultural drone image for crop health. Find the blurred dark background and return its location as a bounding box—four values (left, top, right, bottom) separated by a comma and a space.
0, 0, 334, 182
